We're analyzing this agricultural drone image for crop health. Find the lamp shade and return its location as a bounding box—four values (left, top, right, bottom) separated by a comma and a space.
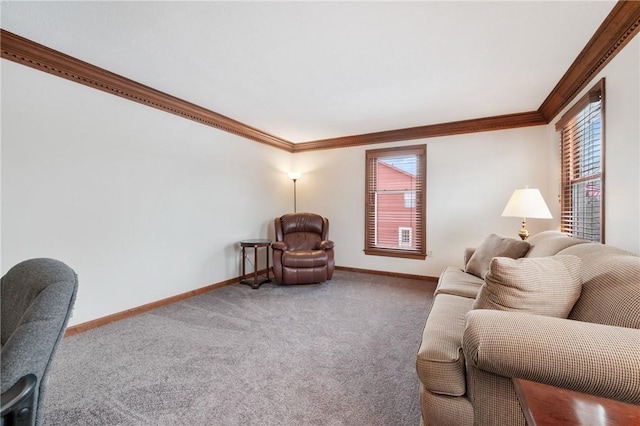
288, 171, 301, 181
501, 188, 552, 219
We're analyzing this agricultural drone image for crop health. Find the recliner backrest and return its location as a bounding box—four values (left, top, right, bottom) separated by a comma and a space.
276, 213, 328, 251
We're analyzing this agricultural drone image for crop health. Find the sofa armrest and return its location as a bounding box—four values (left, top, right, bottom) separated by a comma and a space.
271, 241, 288, 251
316, 240, 334, 250
463, 309, 640, 404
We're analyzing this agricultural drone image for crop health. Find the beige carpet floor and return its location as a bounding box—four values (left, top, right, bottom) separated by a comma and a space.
43, 270, 436, 426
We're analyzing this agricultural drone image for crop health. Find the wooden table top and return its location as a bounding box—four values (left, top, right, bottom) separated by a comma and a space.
513, 378, 640, 426
239, 239, 271, 247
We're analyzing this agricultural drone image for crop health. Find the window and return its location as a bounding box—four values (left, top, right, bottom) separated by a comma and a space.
556, 79, 604, 243
404, 191, 416, 208
398, 227, 412, 247
365, 144, 426, 259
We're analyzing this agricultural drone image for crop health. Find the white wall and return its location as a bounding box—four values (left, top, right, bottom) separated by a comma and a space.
3, 35, 638, 327
547, 36, 640, 254
1, 61, 292, 326
294, 35, 640, 278
592, 35, 639, 252
294, 125, 553, 277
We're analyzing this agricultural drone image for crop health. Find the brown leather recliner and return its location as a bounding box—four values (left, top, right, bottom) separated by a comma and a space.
272, 213, 335, 285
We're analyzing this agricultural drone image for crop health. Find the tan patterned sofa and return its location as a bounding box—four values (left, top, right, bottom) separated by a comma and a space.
416, 231, 640, 426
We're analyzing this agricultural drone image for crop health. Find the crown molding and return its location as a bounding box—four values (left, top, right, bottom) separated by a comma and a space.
293, 111, 547, 153
0, 29, 295, 152
2, 1, 638, 152
538, 1, 640, 121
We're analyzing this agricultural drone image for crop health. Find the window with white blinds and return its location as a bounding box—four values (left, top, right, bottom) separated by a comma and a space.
556, 79, 605, 243
365, 144, 426, 259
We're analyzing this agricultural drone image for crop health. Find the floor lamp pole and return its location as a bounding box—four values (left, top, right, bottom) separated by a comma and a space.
293, 178, 297, 213
288, 172, 301, 213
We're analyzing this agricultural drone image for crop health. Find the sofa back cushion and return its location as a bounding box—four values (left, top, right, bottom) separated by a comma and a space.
465, 234, 530, 279
561, 243, 640, 329
473, 255, 582, 318
525, 230, 589, 257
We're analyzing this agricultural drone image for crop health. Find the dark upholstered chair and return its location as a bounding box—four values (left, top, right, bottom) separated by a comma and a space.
272, 213, 335, 285
1, 258, 78, 426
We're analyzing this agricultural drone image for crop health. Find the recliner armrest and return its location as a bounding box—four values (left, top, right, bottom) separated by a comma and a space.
316, 240, 334, 250
1, 374, 37, 426
271, 241, 288, 251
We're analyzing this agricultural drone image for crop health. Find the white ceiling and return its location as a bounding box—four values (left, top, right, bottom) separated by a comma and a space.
1, 1, 616, 143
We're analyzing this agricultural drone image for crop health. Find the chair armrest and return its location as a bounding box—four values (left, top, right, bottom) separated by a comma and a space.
1, 374, 37, 425
463, 310, 640, 403
316, 240, 334, 250
271, 241, 288, 251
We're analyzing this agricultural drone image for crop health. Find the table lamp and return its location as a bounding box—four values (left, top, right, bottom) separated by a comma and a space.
502, 187, 552, 240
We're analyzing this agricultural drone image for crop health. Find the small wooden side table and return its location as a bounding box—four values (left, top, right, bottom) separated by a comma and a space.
513, 377, 640, 425
240, 239, 271, 289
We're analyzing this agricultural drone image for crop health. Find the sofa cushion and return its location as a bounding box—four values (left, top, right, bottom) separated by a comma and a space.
561, 243, 640, 328
434, 267, 484, 299
473, 255, 582, 318
525, 230, 589, 257
463, 247, 476, 266
417, 294, 475, 397
465, 234, 530, 279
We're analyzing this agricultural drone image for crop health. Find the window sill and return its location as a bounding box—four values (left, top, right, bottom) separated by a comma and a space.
364, 248, 426, 260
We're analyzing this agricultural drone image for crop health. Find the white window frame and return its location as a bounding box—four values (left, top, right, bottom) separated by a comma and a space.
398, 227, 412, 247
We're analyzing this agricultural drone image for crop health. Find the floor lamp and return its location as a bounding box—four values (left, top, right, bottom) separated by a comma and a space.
502, 187, 552, 240
288, 172, 301, 213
